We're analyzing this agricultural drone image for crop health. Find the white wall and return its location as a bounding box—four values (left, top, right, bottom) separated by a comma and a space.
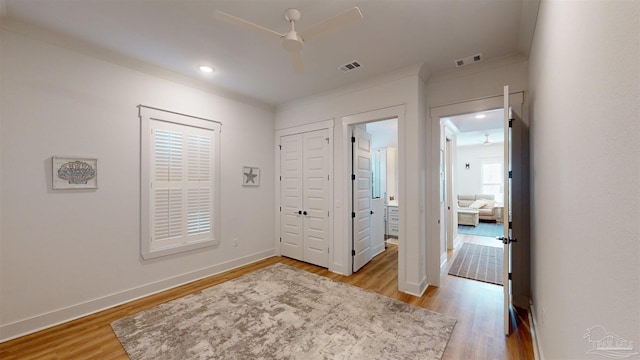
528, 1, 639, 358
455, 143, 503, 196
0, 18, 4, 326
276, 65, 428, 295
0, 28, 276, 340
367, 118, 398, 149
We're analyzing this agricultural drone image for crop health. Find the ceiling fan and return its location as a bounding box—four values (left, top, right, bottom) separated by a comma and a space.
215, 7, 363, 74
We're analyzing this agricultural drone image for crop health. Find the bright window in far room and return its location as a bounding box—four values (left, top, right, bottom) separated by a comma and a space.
481, 160, 503, 201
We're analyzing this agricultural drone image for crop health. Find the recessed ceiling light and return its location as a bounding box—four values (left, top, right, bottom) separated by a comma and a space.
475, 114, 486, 119
199, 65, 215, 73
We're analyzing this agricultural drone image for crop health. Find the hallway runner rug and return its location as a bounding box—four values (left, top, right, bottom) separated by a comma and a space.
457, 222, 503, 238
448, 243, 504, 285
111, 263, 456, 360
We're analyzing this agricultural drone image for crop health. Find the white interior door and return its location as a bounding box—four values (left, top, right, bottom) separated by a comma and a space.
445, 137, 455, 249
502, 86, 512, 335
352, 127, 373, 272
302, 130, 330, 267
501, 85, 529, 335
280, 134, 304, 260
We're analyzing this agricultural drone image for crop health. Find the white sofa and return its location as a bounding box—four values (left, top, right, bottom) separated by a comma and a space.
457, 194, 498, 222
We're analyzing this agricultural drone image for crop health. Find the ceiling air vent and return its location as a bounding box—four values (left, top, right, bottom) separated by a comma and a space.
339, 61, 362, 72
454, 53, 483, 68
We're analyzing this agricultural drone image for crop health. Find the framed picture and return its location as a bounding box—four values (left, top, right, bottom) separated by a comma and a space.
52, 156, 98, 190
242, 166, 260, 187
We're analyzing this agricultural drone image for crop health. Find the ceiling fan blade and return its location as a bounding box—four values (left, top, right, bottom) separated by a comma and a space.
299, 7, 363, 42
215, 10, 284, 39
290, 50, 304, 74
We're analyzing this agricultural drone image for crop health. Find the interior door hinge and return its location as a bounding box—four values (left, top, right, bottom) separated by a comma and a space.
351, 136, 356, 143
279, 145, 282, 150
325, 137, 329, 144
328, 211, 330, 217
351, 174, 355, 180
508, 272, 512, 280
279, 206, 282, 212
279, 237, 282, 243
508, 170, 513, 179
508, 221, 513, 229
509, 119, 514, 128
352, 212, 356, 218
328, 248, 330, 254
279, 176, 282, 181
327, 174, 330, 180
352, 250, 356, 256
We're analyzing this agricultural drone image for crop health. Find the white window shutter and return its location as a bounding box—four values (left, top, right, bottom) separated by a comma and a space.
185, 132, 214, 237
140, 106, 220, 259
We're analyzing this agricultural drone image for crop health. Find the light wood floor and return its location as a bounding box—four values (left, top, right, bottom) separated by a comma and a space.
0, 243, 533, 359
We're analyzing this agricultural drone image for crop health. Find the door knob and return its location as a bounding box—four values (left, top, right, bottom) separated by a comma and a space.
497, 236, 518, 244
298, 210, 302, 215
303, 211, 308, 215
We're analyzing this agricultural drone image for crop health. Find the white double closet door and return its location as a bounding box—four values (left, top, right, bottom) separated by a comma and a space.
279, 129, 330, 268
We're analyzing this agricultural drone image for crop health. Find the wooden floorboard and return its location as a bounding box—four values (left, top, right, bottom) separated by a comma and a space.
0, 243, 533, 359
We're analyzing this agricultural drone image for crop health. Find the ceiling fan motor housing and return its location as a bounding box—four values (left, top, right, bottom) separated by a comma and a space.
282, 32, 304, 52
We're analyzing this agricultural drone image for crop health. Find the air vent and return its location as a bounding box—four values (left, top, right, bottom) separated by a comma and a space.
339, 61, 362, 72
454, 53, 483, 68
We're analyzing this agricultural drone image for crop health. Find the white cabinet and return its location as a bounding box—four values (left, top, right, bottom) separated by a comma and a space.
387, 205, 399, 237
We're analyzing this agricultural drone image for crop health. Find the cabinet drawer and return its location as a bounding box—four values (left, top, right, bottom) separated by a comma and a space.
388, 225, 399, 236
388, 214, 399, 224
388, 206, 399, 216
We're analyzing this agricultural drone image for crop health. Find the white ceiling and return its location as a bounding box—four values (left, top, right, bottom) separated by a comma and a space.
443, 108, 505, 146
3, 0, 537, 106
445, 108, 505, 133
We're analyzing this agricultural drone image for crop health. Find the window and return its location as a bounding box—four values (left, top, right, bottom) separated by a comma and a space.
139, 106, 221, 259
481, 160, 503, 201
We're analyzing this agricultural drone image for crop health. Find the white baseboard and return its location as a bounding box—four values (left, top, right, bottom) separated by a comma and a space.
453, 235, 463, 250
372, 243, 386, 258
403, 276, 429, 297
0, 249, 276, 343
529, 300, 545, 360
440, 251, 448, 272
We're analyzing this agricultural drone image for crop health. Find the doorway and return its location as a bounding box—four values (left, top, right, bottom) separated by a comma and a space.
341, 105, 405, 284
428, 92, 524, 287
350, 118, 399, 273
429, 90, 529, 335
443, 108, 505, 254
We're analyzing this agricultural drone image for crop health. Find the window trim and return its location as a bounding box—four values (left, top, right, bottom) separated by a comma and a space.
139, 106, 221, 260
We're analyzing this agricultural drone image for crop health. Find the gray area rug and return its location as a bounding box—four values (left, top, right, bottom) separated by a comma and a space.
111, 263, 456, 360
448, 243, 504, 285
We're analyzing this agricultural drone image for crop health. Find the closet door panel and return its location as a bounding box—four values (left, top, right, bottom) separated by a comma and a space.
279, 134, 304, 260
302, 129, 329, 267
